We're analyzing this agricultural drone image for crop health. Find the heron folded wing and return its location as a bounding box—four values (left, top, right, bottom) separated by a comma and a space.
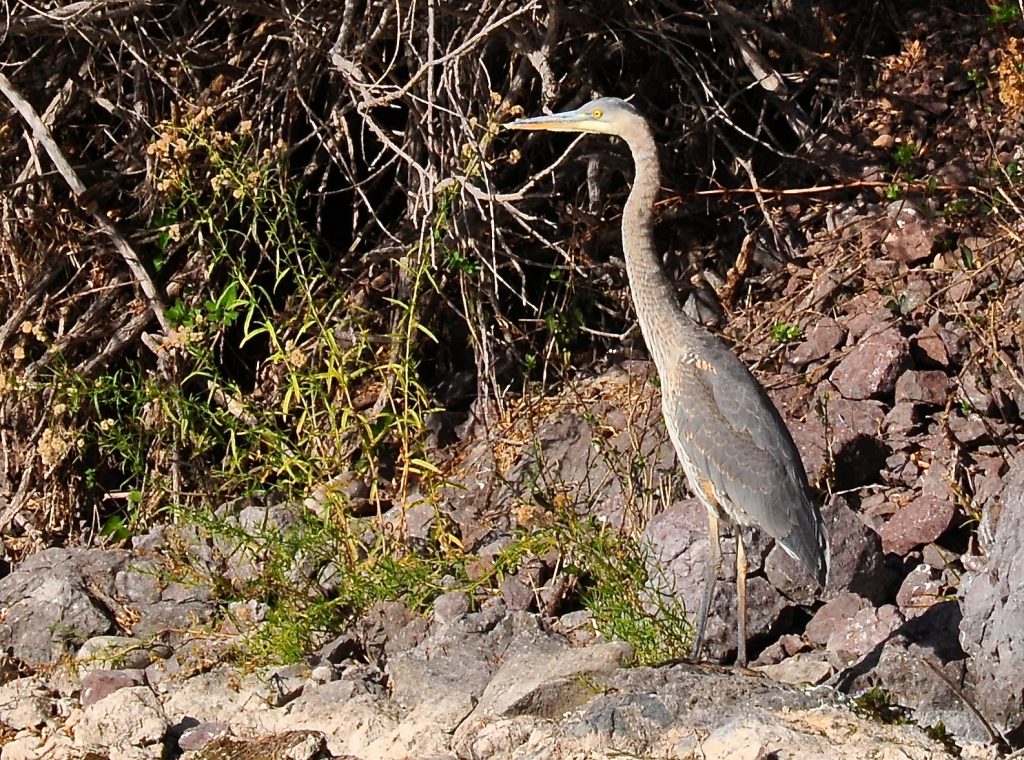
664, 342, 827, 584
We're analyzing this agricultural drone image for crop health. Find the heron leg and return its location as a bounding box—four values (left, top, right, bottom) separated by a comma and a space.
690, 509, 721, 661
736, 532, 748, 667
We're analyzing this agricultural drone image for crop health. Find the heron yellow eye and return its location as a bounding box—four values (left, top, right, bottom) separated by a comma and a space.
592, 108, 603, 119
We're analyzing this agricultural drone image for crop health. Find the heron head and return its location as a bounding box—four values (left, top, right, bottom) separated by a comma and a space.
504, 97, 640, 137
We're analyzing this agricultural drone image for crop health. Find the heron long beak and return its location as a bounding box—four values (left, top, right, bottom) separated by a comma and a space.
504, 106, 593, 132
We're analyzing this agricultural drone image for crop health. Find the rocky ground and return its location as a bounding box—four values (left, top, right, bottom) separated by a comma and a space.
3, 3, 1024, 760
0, 350, 1022, 758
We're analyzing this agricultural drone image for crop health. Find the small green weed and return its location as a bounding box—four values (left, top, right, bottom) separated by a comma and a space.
771, 322, 802, 344
498, 491, 692, 666
942, 198, 970, 219
990, 2, 1022, 25
892, 141, 918, 169
853, 686, 913, 725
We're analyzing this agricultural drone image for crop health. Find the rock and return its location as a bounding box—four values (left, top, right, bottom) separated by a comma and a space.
160, 667, 263, 727
81, 669, 146, 707
498, 575, 534, 611
753, 633, 811, 665
958, 456, 1024, 735
796, 395, 887, 487
454, 662, 948, 760
307, 664, 337, 686
114, 560, 164, 606
445, 362, 675, 545
381, 501, 436, 545
819, 496, 894, 604
825, 604, 905, 668
245, 678, 402, 758
466, 617, 633, 721
177, 720, 232, 751
884, 402, 921, 439
831, 328, 911, 400
0, 548, 128, 667
317, 632, 360, 665
0, 732, 78, 760
754, 654, 833, 686
970, 455, 1008, 513
132, 599, 218, 645
762, 542, 820, 606
188, 731, 328, 760
877, 495, 956, 556
356, 601, 429, 668
647, 499, 748, 660
255, 662, 309, 707
839, 603, 974, 741
912, 324, 951, 368
882, 217, 936, 266
946, 413, 990, 446
805, 593, 872, 647
989, 372, 1022, 422
895, 565, 945, 618
74, 685, 169, 754
75, 635, 156, 677
0, 676, 53, 729
221, 599, 268, 636
551, 609, 600, 647
388, 612, 513, 731
894, 370, 951, 406
790, 317, 846, 364
432, 590, 471, 623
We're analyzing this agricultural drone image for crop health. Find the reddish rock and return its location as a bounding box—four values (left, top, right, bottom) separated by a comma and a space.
178, 722, 232, 752
81, 668, 146, 707
645, 499, 785, 661
805, 592, 871, 646
789, 317, 846, 365
883, 402, 920, 438
831, 328, 911, 399
805, 395, 887, 488
971, 455, 1009, 512
883, 219, 935, 265
895, 565, 945, 619
894, 370, 951, 406
989, 372, 1022, 422
841, 305, 891, 341
825, 604, 905, 668
946, 413, 990, 446
877, 496, 957, 556
911, 324, 950, 368
947, 276, 975, 302
898, 272, 936, 317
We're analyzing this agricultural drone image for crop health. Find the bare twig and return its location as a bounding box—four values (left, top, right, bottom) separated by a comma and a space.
0, 71, 172, 334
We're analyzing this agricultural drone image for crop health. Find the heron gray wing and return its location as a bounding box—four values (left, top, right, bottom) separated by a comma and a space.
664, 334, 826, 582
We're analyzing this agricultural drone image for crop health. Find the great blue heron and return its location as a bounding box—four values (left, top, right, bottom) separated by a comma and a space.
505, 97, 828, 666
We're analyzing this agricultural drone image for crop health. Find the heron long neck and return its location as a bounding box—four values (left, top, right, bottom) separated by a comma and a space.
621, 124, 689, 375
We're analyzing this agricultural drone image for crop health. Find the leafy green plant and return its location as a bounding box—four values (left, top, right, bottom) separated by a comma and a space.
771, 322, 802, 344
22, 109, 465, 661
444, 247, 481, 275
942, 198, 970, 219
892, 141, 918, 169
853, 686, 913, 725
990, 2, 1022, 25
497, 503, 691, 666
